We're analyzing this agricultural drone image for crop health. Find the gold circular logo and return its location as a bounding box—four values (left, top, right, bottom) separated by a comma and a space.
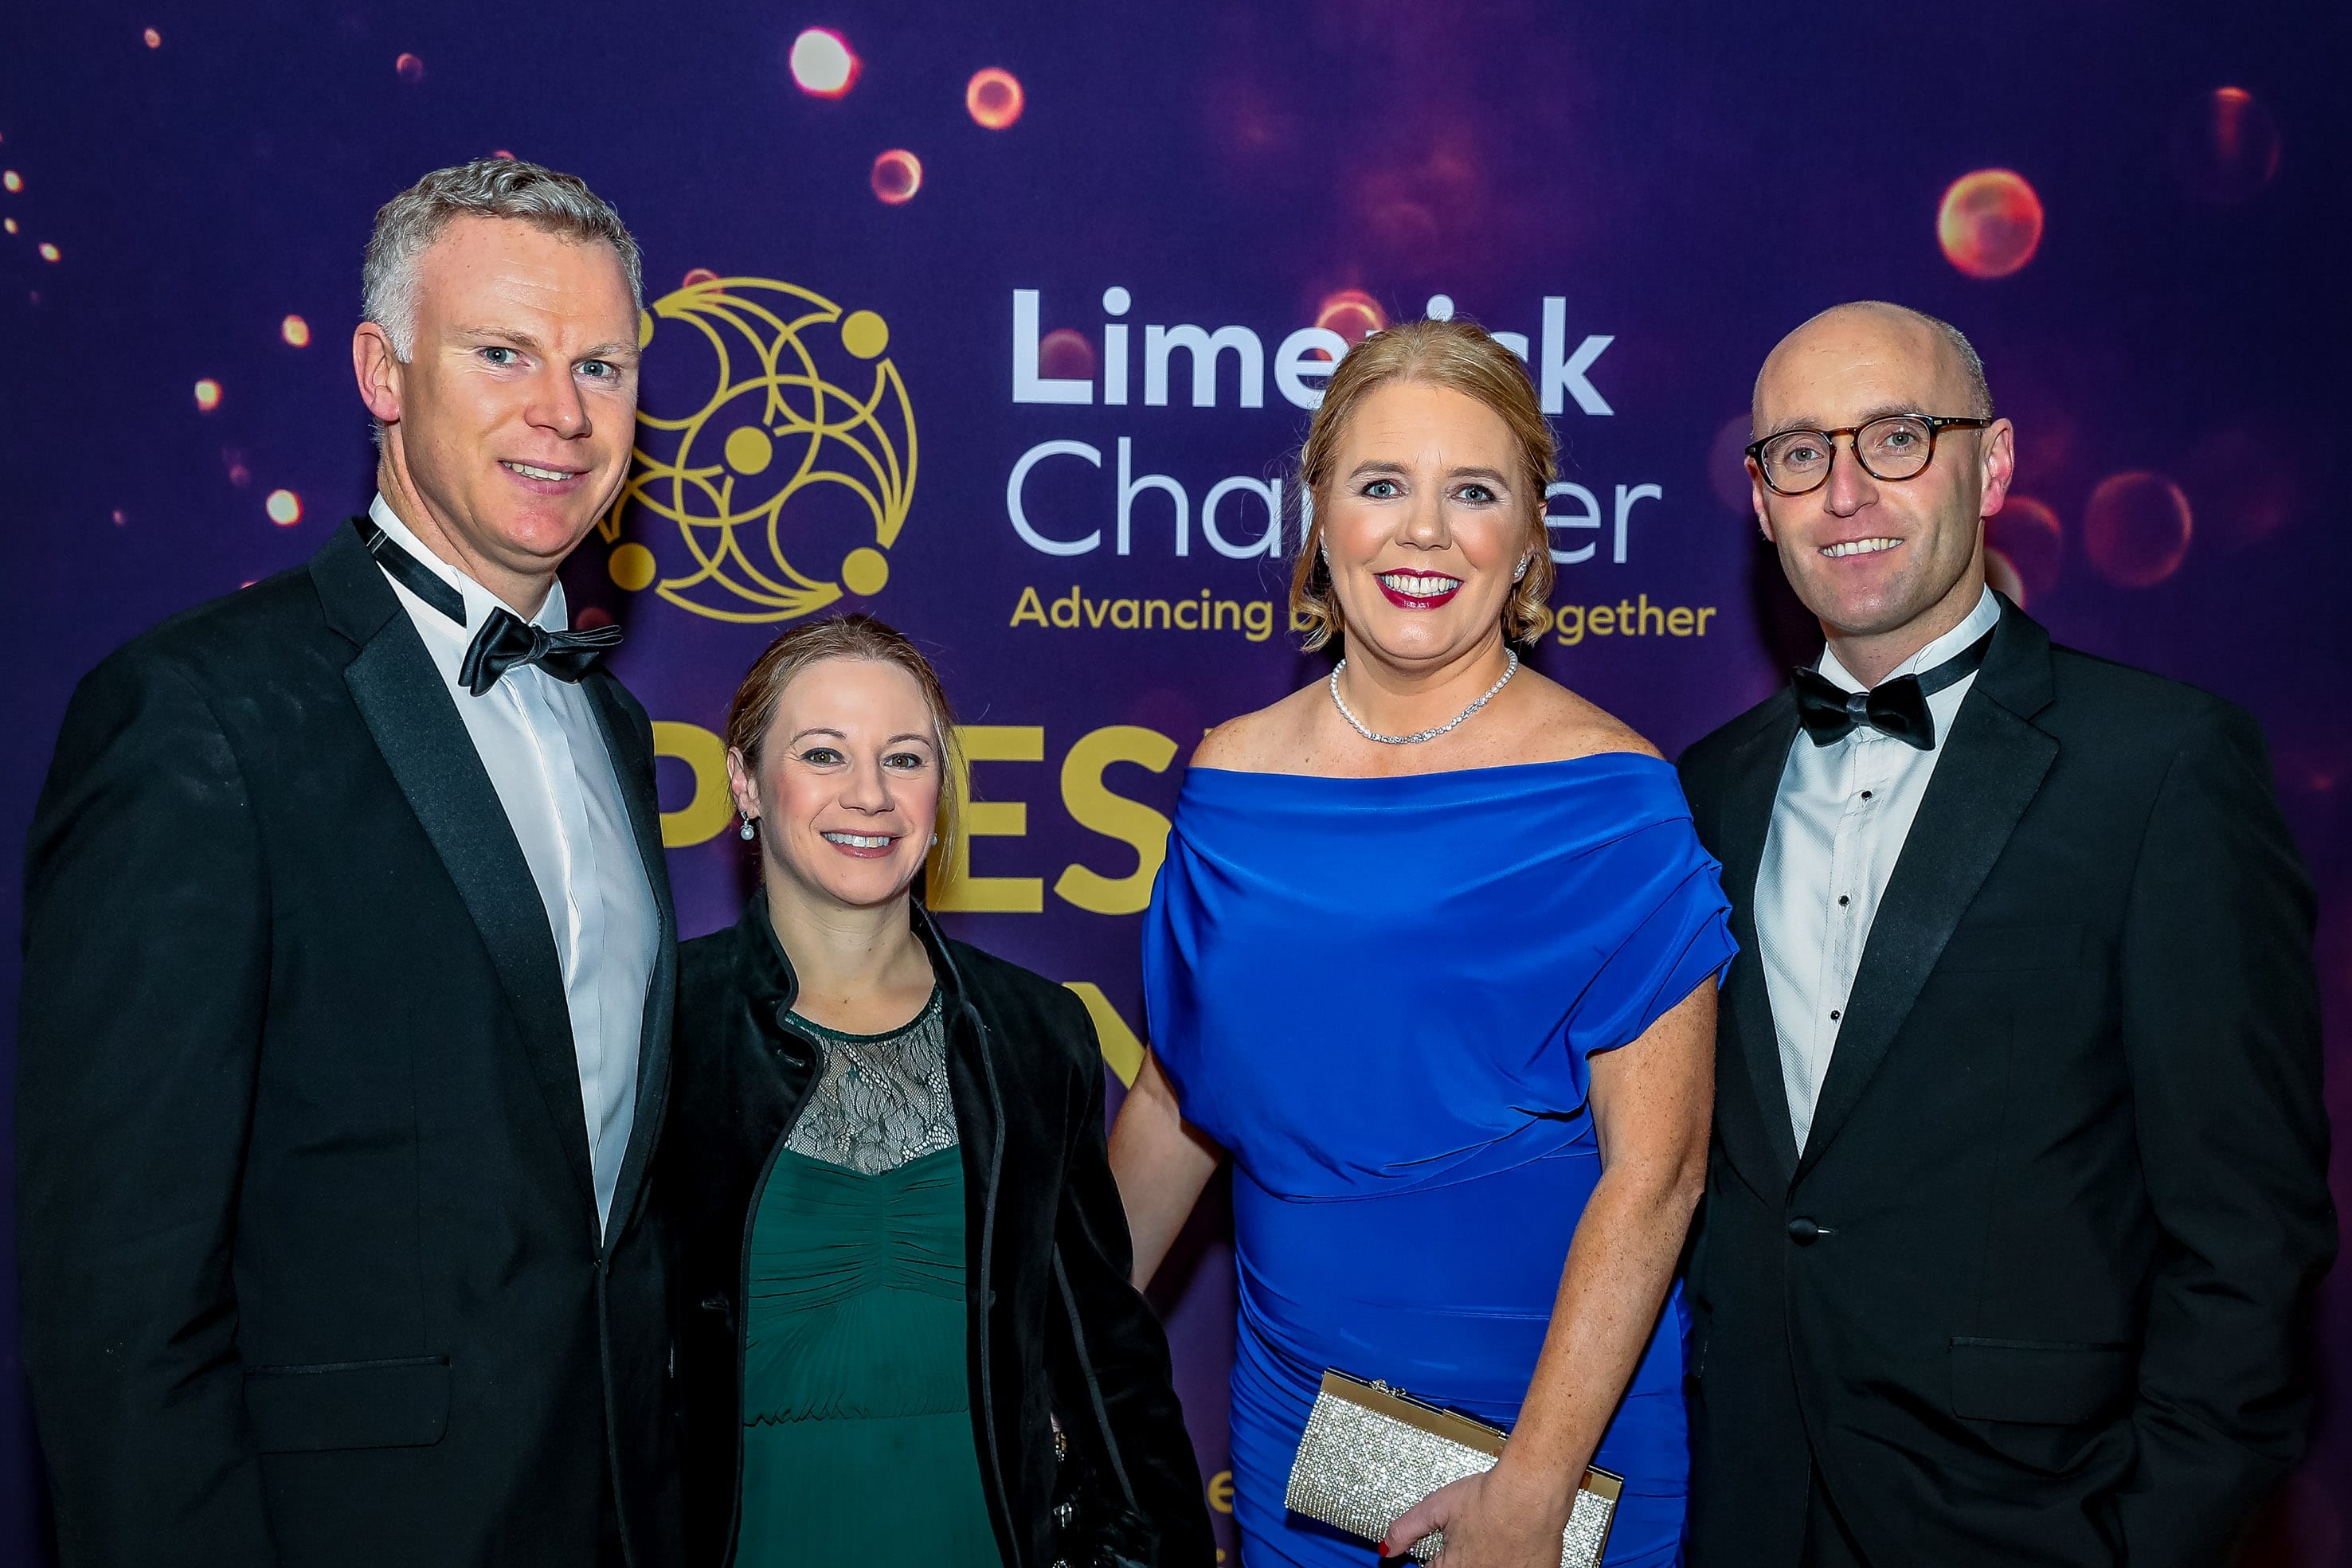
601, 276, 917, 623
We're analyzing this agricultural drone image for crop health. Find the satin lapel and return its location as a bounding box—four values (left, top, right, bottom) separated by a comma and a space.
1796, 606, 2057, 1177
324, 540, 598, 1220
584, 671, 678, 1243
1716, 696, 1803, 1182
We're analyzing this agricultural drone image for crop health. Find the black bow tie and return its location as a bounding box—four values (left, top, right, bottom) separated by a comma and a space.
1791, 628, 1994, 751
356, 514, 623, 696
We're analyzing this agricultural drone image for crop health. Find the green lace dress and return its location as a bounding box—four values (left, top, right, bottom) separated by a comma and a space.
735, 988, 1002, 1566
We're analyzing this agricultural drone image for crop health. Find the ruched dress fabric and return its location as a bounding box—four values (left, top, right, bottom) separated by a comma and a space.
735, 1002, 1001, 1567
1143, 756, 1736, 1568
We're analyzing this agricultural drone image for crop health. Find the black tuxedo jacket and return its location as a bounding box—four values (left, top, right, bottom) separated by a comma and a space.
1677, 599, 2332, 1568
18, 520, 682, 1567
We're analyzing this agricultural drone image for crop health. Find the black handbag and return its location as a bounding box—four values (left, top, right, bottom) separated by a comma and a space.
1046, 1247, 1159, 1568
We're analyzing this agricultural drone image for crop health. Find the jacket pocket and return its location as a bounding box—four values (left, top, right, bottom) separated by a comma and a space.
244, 1355, 451, 1453
1938, 922, 2084, 972
1950, 1337, 2130, 1425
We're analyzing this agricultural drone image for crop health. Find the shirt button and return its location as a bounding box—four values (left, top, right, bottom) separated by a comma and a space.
1830, 1010, 1841, 1021
1837, 895, 1850, 907
1861, 790, 1874, 801
1787, 1217, 1822, 1245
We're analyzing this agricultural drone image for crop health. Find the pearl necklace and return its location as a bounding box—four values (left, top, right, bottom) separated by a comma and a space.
1328, 650, 1520, 745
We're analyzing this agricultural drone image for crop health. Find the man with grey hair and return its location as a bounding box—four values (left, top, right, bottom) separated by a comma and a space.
19, 156, 682, 1566
1677, 301, 2331, 1566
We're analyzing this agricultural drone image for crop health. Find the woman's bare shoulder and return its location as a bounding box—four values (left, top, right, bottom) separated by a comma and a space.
1192, 683, 1326, 772
1505, 668, 1664, 764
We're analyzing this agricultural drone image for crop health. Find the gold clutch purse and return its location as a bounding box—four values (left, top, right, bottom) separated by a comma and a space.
1283, 1370, 1623, 1566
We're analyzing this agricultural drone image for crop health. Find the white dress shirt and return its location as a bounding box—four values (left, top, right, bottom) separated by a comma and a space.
369, 495, 658, 1234
1755, 585, 2002, 1152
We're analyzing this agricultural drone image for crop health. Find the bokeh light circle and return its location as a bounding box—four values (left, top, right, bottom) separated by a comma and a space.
2174, 87, 2280, 205
609, 542, 658, 592
280, 314, 311, 347
966, 68, 1024, 130
1985, 495, 2063, 597
1424, 294, 1455, 321
840, 547, 890, 596
2, 170, 21, 194
194, 378, 223, 412
1038, 328, 1094, 382
395, 52, 425, 84
143, 27, 161, 48
1938, 169, 2044, 280
2084, 471, 2192, 588
680, 268, 720, 290
839, 309, 889, 359
2, 220, 14, 235
1983, 548, 2028, 606
1315, 288, 1386, 345
265, 489, 303, 526
870, 150, 922, 205
37, 241, 60, 263
790, 29, 859, 97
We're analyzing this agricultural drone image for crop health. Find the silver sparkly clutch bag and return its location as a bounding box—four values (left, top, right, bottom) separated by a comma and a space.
1284, 1370, 1623, 1566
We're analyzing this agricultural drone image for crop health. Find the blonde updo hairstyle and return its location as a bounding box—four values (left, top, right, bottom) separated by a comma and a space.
1289, 318, 1559, 652
723, 613, 963, 870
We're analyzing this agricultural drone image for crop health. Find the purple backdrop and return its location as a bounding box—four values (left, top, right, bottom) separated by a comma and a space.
3, 3, 2346, 1561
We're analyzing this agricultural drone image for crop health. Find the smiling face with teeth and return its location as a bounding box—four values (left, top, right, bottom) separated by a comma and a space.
1751, 303, 2015, 684
354, 215, 641, 614
1319, 380, 1541, 672
726, 656, 945, 913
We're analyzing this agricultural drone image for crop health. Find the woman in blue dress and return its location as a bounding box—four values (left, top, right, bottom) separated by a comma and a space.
1111, 319, 1735, 1567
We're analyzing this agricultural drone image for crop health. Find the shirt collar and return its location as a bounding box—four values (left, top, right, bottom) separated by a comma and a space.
1818, 583, 2000, 694
366, 493, 569, 637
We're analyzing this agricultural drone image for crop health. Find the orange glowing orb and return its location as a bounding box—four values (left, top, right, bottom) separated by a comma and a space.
492, 149, 515, 161
112, 508, 127, 525
790, 29, 859, 97
871, 149, 922, 205
1038, 328, 1094, 382
2084, 471, 2192, 588
2, 170, 20, 194
280, 314, 311, 347
265, 489, 303, 526
37, 241, 61, 263
194, 379, 223, 412
1315, 288, 1387, 346
680, 267, 720, 288
1983, 548, 2027, 607
2, 219, 14, 235
967, 68, 1024, 129
143, 27, 160, 47
1985, 495, 2062, 597
1938, 169, 2044, 280
395, 52, 424, 84
2174, 86, 2281, 205
573, 606, 616, 631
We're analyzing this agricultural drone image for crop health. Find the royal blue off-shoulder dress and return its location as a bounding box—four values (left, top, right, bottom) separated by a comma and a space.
1142, 755, 1736, 1567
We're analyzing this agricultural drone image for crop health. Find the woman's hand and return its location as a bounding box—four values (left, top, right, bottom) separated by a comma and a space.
1379, 1458, 1570, 1566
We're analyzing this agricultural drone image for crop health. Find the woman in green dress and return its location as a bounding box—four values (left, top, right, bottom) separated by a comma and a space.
659, 615, 1211, 1568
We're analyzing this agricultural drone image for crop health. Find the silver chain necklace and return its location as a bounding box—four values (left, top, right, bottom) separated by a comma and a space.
1329, 650, 1520, 745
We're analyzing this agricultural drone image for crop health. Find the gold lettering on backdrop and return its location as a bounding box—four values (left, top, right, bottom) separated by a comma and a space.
927, 725, 1047, 913
1055, 726, 1178, 915
652, 721, 736, 847
1062, 982, 1145, 1086
1007, 585, 1277, 642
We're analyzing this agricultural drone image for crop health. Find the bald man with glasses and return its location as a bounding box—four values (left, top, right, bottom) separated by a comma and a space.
1676, 302, 2332, 1567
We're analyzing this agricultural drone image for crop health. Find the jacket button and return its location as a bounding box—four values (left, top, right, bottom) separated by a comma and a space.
1787, 1217, 1821, 1245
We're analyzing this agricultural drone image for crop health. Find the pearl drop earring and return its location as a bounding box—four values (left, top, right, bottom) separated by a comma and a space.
738, 815, 757, 841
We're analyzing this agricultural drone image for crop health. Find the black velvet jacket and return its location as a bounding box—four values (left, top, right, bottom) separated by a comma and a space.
659, 895, 1211, 1567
